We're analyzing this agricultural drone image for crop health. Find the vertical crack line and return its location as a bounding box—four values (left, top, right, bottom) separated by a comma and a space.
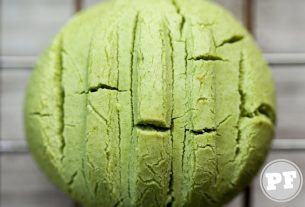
116, 28, 122, 202
128, 12, 139, 200
88, 101, 108, 124
131, 13, 139, 129
67, 171, 78, 190
236, 51, 245, 158
117, 96, 122, 200
211, 39, 218, 194
116, 29, 120, 91
82, 24, 96, 198
165, 2, 186, 201
167, 23, 175, 206
105, 94, 111, 184
181, 129, 187, 175
171, 0, 185, 37
181, 34, 189, 204
59, 36, 66, 163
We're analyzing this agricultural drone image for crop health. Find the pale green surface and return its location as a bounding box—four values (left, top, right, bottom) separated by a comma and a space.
24, 0, 276, 206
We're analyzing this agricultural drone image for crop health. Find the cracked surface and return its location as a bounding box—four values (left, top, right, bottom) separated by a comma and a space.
25, 0, 276, 206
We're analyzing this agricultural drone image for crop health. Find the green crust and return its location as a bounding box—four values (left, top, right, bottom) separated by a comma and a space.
24, 0, 276, 206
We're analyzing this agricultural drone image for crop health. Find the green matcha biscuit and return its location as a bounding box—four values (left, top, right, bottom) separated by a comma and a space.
24, 0, 276, 206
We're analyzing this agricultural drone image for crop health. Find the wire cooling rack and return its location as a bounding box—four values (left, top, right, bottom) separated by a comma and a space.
1, 0, 305, 207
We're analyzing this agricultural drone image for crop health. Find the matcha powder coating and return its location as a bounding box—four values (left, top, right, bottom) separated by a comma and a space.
24, 0, 276, 206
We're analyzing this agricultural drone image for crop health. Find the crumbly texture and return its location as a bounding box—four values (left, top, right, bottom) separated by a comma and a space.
24, 0, 276, 206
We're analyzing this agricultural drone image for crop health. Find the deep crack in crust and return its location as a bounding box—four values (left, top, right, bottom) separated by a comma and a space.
25, 0, 276, 206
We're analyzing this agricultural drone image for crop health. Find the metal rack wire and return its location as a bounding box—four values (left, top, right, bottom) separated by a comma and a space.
1, 0, 305, 207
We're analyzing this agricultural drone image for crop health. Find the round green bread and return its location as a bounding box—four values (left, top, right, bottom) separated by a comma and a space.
24, 0, 276, 206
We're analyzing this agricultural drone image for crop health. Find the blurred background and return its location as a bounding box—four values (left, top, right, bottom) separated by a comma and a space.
1, 0, 305, 206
